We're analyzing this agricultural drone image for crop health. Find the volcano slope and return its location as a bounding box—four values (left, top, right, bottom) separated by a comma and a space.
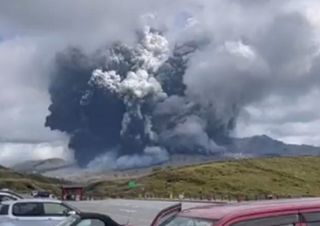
0, 165, 63, 195
86, 156, 320, 200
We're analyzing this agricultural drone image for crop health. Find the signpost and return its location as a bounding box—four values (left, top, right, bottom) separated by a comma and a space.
128, 180, 137, 189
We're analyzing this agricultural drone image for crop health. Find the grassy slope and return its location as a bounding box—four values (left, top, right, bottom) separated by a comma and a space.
87, 157, 320, 199
2, 156, 320, 200
0, 166, 64, 194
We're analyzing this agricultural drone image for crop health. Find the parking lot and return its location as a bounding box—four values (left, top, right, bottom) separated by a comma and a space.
70, 199, 206, 226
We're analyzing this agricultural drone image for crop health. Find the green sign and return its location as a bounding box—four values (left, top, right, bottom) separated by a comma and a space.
128, 181, 137, 189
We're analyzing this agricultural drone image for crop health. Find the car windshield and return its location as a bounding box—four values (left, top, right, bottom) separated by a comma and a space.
55, 214, 80, 226
159, 216, 216, 226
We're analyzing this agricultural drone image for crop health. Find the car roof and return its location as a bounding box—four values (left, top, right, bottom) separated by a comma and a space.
2, 198, 62, 205
0, 192, 17, 196
0, 191, 23, 198
179, 198, 320, 220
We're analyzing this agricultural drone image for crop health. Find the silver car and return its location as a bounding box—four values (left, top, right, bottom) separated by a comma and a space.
0, 199, 78, 226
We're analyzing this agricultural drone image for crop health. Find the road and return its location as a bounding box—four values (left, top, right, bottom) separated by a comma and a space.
70, 199, 207, 226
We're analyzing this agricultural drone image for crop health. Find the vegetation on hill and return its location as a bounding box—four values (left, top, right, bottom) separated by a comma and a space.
86, 157, 320, 200
0, 165, 64, 195
2, 156, 320, 200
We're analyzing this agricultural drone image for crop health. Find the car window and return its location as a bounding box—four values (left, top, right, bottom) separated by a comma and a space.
0, 204, 9, 215
76, 219, 105, 226
12, 202, 44, 216
44, 203, 70, 216
0, 195, 16, 202
159, 216, 215, 226
230, 214, 299, 226
301, 212, 320, 226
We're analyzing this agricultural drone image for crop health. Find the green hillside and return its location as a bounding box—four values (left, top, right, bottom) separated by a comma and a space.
87, 156, 320, 200
3, 156, 320, 200
0, 165, 64, 194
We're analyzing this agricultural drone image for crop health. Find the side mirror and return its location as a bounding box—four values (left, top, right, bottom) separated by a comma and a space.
64, 210, 77, 216
68, 210, 77, 215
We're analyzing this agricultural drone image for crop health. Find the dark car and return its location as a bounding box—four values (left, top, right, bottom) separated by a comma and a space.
151, 197, 320, 226
33, 191, 51, 198
56, 212, 123, 226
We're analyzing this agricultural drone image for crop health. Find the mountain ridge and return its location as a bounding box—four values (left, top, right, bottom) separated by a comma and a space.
10, 135, 320, 182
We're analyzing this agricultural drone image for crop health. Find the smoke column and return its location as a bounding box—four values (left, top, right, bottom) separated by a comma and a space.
45, 25, 226, 169
46, 3, 320, 169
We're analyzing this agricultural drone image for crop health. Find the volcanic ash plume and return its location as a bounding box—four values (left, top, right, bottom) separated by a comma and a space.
87, 27, 169, 157
45, 25, 253, 169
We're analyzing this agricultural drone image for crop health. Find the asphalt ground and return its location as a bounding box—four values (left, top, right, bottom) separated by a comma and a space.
70, 199, 208, 226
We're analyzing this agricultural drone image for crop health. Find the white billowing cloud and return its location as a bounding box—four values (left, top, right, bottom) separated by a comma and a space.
0, 37, 65, 142
0, 1, 142, 49
135, 26, 170, 71
89, 27, 169, 143
184, 39, 267, 126
92, 69, 166, 102
0, 0, 190, 51
0, 34, 71, 166
289, 0, 320, 37
0, 141, 72, 167
182, 0, 320, 147
120, 69, 166, 102
87, 146, 169, 170
234, 88, 320, 146
224, 41, 256, 60
90, 26, 170, 102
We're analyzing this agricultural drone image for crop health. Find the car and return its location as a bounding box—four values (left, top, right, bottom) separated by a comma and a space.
151, 197, 320, 226
0, 191, 23, 203
55, 212, 123, 226
33, 191, 50, 198
0, 198, 80, 226
31, 190, 57, 199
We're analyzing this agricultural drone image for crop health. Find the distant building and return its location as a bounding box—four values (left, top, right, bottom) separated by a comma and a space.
61, 185, 84, 201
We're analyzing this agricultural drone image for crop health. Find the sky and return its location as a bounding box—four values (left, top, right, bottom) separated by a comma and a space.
1, 0, 320, 166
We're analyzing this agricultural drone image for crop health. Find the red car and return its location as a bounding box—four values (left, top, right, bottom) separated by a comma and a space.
151, 198, 320, 226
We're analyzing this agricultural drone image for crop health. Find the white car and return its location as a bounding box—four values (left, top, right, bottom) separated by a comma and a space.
0, 199, 79, 226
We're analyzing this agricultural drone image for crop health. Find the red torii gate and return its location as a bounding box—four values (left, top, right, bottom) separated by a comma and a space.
61, 185, 84, 201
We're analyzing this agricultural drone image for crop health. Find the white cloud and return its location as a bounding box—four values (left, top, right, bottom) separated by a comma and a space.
0, 37, 65, 142
234, 88, 320, 146
0, 35, 71, 165
0, 141, 73, 167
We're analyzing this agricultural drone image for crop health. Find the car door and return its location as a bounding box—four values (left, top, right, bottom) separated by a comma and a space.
43, 202, 72, 225
10, 202, 50, 226
150, 203, 182, 226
